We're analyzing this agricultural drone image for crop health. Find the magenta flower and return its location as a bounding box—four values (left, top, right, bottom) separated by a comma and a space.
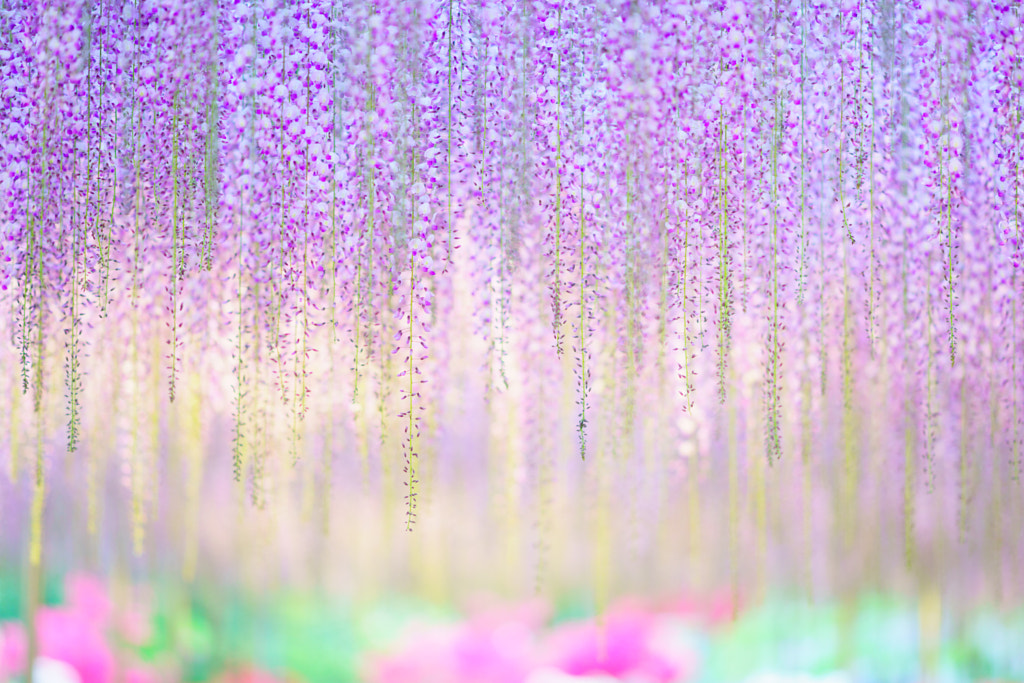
0, 575, 157, 683
541, 607, 694, 683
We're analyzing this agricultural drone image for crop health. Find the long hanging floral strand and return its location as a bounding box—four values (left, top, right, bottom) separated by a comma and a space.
0, 0, 1023, 605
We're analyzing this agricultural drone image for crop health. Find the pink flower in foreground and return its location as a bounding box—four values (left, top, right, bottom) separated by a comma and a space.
0, 606, 114, 683
0, 574, 158, 683
541, 606, 696, 683
367, 599, 548, 683
217, 666, 297, 683
369, 619, 539, 683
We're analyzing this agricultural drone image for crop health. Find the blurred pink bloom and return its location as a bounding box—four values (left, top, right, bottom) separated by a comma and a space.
368, 600, 547, 683
217, 666, 296, 683
367, 600, 698, 683
542, 607, 694, 683
124, 666, 160, 683
0, 574, 157, 683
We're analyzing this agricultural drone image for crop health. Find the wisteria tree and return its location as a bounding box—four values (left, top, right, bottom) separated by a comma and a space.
0, 0, 1022, 625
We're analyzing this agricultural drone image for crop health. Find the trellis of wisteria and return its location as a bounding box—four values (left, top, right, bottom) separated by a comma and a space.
0, 0, 1022, 600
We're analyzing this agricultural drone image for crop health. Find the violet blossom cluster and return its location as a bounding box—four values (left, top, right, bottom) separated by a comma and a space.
0, 0, 1022, 599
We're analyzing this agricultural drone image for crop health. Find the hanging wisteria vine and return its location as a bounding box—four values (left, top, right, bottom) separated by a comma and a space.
1, 0, 1023, 600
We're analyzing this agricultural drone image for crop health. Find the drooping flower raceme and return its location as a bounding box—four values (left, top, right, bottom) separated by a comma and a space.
0, 0, 1022, 601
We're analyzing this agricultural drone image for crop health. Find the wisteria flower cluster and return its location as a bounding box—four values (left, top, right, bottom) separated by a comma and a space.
0, 0, 1022, 602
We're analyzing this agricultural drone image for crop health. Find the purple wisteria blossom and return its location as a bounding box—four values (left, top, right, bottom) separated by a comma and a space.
0, 0, 1022, 603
